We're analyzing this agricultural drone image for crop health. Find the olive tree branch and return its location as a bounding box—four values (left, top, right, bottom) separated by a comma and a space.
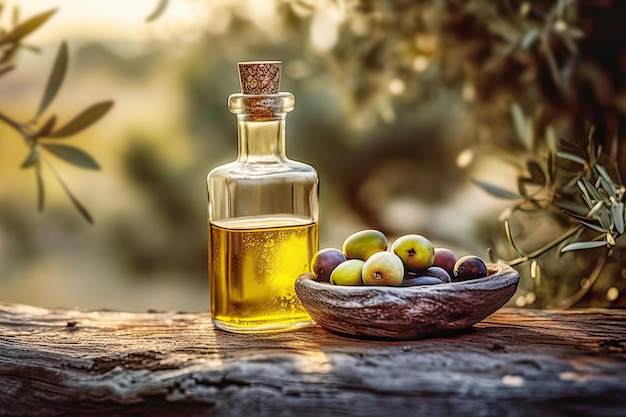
0, 110, 35, 147
0, 111, 22, 131
0, 7, 111, 224
506, 225, 583, 266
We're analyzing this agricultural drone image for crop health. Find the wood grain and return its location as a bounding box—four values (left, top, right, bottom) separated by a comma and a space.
1, 303, 625, 416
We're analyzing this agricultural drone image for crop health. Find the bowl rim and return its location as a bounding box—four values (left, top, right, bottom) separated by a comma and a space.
296, 262, 519, 295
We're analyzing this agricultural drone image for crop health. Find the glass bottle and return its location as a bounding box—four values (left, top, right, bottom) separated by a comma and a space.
206, 61, 319, 333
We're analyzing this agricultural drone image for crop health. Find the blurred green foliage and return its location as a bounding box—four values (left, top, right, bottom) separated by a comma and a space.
1, 0, 625, 310
157, 0, 626, 308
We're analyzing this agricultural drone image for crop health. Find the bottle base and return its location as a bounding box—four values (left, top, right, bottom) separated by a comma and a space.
211, 318, 315, 334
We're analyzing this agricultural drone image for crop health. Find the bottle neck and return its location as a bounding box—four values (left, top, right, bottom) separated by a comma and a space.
237, 115, 287, 162
228, 93, 294, 163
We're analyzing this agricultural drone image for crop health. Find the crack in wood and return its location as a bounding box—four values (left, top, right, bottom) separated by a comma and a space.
88, 351, 173, 373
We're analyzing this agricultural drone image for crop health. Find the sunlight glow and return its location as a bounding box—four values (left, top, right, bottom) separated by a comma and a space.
388, 78, 405, 96
456, 148, 474, 168
293, 351, 333, 374
412, 56, 429, 73
606, 287, 619, 302
5, 0, 209, 43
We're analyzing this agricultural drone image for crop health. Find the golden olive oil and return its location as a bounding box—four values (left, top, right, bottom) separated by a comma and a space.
209, 216, 317, 332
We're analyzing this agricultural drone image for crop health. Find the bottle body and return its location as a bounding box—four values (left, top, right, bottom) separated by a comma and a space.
207, 93, 319, 333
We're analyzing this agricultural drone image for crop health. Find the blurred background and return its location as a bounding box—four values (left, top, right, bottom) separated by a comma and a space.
1, 0, 625, 311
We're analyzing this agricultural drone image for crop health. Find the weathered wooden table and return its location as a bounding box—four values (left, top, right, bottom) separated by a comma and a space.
1, 303, 625, 416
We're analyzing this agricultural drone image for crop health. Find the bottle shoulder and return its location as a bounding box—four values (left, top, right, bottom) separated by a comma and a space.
285, 158, 318, 173
207, 161, 239, 179
207, 159, 317, 180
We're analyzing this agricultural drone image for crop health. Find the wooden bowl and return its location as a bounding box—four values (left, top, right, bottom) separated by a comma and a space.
294, 262, 519, 340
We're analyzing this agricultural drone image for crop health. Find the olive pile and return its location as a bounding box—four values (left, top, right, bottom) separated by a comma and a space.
310, 230, 489, 287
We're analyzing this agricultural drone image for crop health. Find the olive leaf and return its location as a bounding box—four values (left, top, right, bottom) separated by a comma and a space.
0, 44, 18, 65
520, 28, 540, 48
599, 210, 612, 232
557, 151, 587, 165
42, 144, 100, 170
0, 64, 14, 77
612, 202, 624, 234
35, 161, 45, 211
21, 145, 39, 168
49, 101, 113, 138
18, 44, 41, 53
595, 164, 614, 186
562, 209, 603, 226
561, 240, 607, 253
587, 199, 605, 218
527, 160, 546, 184
553, 198, 588, 215
46, 161, 93, 224
61, 182, 94, 224
0, 9, 56, 46
562, 209, 608, 233
558, 138, 586, 156
146, 0, 169, 22
577, 180, 593, 207
599, 176, 615, 198
583, 178, 602, 202
36, 115, 57, 138
472, 179, 522, 199
36, 41, 68, 119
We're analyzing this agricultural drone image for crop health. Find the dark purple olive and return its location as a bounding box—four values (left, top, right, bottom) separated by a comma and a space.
433, 247, 456, 277
311, 248, 347, 283
425, 266, 451, 283
453, 255, 487, 281
401, 276, 444, 286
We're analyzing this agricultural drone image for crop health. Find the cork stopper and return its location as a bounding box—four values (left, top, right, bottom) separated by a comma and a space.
237, 61, 281, 95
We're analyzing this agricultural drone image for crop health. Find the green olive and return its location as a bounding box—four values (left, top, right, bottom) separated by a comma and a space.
330, 259, 365, 286
362, 252, 404, 286
342, 229, 388, 261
